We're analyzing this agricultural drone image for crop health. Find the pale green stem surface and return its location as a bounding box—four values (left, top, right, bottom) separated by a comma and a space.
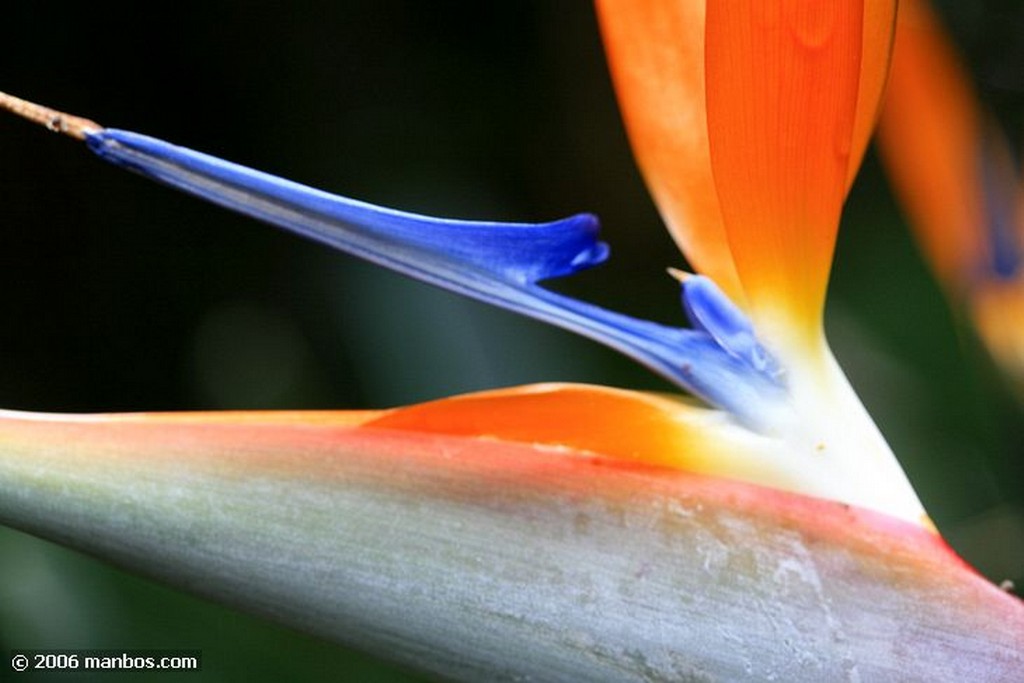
0, 413, 1021, 682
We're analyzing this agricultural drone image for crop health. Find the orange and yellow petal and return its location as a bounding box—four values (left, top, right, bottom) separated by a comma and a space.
366, 383, 758, 475
878, 0, 1024, 389
704, 1, 867, 352
876, 0, 986, 290
847, 0, 898, 188
597, 0, 891, 355
971, 278, 1024, 389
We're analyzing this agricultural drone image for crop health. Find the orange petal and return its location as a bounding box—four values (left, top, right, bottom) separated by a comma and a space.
876, 0, 985, 290
367, 383, 724, 469
595, 0, 745, 305
847, 0, 898, 188
704, 1, 866, 350
366, 383, 811, 511
84, 384, 737, 475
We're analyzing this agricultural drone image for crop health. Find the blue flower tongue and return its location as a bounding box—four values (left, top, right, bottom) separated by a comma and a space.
85, 128, 785, 428
86, 130, 609, 286
681, 275, 783, 379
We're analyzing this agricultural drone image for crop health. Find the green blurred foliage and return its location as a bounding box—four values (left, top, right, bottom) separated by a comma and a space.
0, 1, 1021, 680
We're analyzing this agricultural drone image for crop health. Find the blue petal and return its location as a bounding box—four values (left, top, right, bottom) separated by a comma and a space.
979, 134, 1022, 280
85, 129, 785, 428
681, 275, 782, 379
86, 131, 608, 286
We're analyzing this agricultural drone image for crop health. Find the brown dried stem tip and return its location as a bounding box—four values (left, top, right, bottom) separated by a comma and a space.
666, 267, 694, 283
0, 91, 102, 140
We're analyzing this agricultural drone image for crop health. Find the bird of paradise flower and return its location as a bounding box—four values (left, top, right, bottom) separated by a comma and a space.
879, 0, 1024, 395
875, 0, 1024, 598
0, 1, 1022, 681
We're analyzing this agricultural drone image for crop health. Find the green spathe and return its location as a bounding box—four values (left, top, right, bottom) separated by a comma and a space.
0, 412, 1020, 682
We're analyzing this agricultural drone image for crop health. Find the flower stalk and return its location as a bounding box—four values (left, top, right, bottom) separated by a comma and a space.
1, 410, 1021, 681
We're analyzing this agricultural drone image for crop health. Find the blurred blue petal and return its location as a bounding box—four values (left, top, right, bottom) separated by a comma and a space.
979, 132, 1023, 281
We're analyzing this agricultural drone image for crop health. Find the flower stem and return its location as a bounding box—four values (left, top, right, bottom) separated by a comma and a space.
0, 90, 101, 140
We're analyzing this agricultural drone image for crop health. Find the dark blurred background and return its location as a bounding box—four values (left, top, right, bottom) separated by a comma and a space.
0, 1, 1021, 681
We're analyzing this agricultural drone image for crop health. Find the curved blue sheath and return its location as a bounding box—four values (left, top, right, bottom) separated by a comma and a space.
85, 129, 784, 428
